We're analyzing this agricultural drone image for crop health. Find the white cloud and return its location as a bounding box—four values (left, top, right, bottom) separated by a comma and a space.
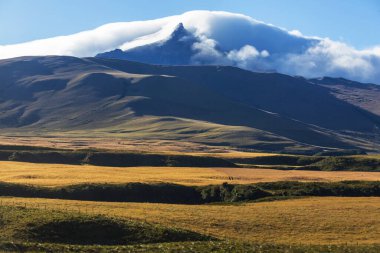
1, 10, 380, 83
0, 16, 174, 58
191, 36, 227, 65
228, 45, 260, 61
261, 50, 270, 58
277, 39, 380, 82
227, 45, 269, 69
190, 38, 270, 69
289, 30, 303, 37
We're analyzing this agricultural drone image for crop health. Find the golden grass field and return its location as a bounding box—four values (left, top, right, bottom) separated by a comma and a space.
0, 141, 379, 247
1, 161, 380, 187
1, 196, 379, 245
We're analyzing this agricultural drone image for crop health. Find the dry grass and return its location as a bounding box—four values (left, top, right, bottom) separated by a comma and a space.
0, 135, 281, 157
0, 161, 225, 187
0, 161, 380, 187
189, 151, 278, 158
353, 154, 380, 159
1, 196, 379, 245
213, 167, 380, 182
0, 135, 231, 153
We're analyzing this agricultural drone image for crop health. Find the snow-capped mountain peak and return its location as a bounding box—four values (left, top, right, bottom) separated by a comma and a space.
1, 10, 380, 83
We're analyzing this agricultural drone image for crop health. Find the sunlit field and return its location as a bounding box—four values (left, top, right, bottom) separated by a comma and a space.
1, 196, 379, 245
0, 161, 380, 187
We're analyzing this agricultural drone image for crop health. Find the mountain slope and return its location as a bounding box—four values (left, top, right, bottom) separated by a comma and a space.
0, 56, 379, 153
309, 77, 380, 117
91, 58, 380, 133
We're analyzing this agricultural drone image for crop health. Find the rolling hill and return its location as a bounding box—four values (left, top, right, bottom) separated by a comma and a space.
0, 56, 379, 153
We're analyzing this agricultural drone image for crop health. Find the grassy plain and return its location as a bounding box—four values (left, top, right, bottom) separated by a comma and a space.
1, 197, 379, 245
0, 142, 379, 251
0, 161, 380, 187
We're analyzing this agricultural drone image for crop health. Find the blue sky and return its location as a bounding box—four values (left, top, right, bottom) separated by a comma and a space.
0, 0, 379, 49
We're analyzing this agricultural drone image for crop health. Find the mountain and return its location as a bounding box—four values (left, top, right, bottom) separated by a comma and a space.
95, 17, 317, 72
0, 56, 379, 153
97, 23, 199, 65
1, 11, 380, 84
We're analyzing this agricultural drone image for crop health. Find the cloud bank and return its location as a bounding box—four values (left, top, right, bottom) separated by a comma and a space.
1, 10, 379, 83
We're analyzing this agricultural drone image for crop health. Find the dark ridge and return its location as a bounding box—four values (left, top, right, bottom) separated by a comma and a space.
0, 144, 59, 151
0, 181, 379, 204
225, 155, 380, 171
0, 150, 236, 168
0, 147, 378, 171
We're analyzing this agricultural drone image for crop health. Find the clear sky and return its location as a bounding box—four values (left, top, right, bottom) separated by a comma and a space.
0, 0, 379, 49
